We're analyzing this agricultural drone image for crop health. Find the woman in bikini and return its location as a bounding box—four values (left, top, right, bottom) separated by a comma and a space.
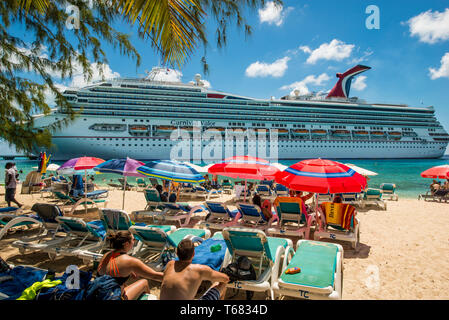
97, 231, 164, 300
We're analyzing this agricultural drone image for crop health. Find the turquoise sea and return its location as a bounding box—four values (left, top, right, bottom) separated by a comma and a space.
1, 156, 448, 199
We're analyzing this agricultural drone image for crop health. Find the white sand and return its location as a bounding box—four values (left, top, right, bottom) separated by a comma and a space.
1, 186, 448, 300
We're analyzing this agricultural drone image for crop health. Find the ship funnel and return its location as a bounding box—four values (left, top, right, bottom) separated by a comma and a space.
326, 65, 371, 99
194, 74, 201, 86
293, 89, 300, 97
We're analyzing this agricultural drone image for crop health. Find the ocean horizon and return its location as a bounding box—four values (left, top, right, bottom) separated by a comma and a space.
2, 155, 448, 199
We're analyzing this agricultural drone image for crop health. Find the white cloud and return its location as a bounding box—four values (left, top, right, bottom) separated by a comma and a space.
300, 39, 355, 64
429, 52, 449, 79
258, 1, 293, 26
148, 68, 182, 82
352, 75, 367, 91
245, 57, 290, 78
70, 62, 120, 88
280, 73, 330, 95
407, 9, 449, 44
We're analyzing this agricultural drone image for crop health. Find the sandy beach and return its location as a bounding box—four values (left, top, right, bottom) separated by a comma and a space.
1, 186, 449, 300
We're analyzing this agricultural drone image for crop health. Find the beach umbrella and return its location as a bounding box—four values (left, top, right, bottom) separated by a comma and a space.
32, 163, 60, 172
344, 163, 378, 176
421, 165, 449, 179
208, 155, 280, 201
94, 157, 145, 209
272, 162, 288, 172
58, 157, 105, 213
37, 152, 51, 174
137, 160, 205, 184
180, 162, 211, 173
275, 159, 367, 194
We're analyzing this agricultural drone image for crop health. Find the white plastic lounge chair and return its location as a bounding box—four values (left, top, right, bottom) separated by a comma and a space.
0, 207, 42, 240
220, 227, 293, 300
53, 190, 109, 215
190, 186, 221, 200
267, 197, 315, 239
314, 202, 360, 249
340, 193, 363, 207
317, 194, 333, 204
236, 203, 272, 230
221, 180, 233, 194
360, 188, 387, 210
129, 225, 210, 270
154, 202, 207, 227
380, 183, 399, 201
272, 240, 343, 300
198, 202, 241, 230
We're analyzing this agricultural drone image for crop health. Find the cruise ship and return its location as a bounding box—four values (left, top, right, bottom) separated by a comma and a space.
33, 65, 449, 160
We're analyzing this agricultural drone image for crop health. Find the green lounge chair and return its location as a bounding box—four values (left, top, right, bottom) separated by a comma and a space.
136, 178, 148, 189
53, 191, 109, 215
380, 183, 398, 201
219, 227, 293, 300
360, 188, 387, 210
272, 240, 343, 300
129, 225, 209, 270
267, 197, 315, 239
198, 202, 241, 230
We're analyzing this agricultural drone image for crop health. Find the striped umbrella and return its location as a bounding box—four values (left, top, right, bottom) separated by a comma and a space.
137, 160, 205, 183
421, 165, 449, 179
275, 159, 367, 194
94, 157, 145, 209
208, 156, 280, 201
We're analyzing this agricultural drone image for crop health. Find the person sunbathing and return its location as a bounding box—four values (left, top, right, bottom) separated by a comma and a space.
160, 239, 229, 300
430, 180, 440, 195
252, 193, 273, 220
97, 231, 164, 300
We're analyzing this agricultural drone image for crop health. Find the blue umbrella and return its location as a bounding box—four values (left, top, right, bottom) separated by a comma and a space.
94, 157, 145, 209
136, 160, 205, 184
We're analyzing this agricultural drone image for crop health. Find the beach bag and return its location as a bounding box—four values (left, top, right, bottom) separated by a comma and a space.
83, 275, 122, 300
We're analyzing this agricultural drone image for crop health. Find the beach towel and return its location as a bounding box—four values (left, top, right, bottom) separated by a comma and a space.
17, 279, 62, 300
321, 202, 356, 230
0, 266, 47, 300
173, 239, 226, 271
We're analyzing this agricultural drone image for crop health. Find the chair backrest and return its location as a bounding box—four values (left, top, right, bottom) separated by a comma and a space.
237, 203, 266, 222
31, 203, 63, 223
222, 227, 273, 262
341, 193, 359, 202
205, 202, 230, 216
256, 185, 270, 192
380, 183, 396, 193
137, 178, 146, 186
320, 202, 355, 230
144, 188, 161, 202
364, 188, 382, 199
275, 184, 288, 192
100, 209, 132, 233
274, 197, 306, 224
129, 225, 169, 249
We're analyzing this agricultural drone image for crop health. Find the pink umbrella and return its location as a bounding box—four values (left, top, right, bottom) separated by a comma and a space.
421, 165, 449, 179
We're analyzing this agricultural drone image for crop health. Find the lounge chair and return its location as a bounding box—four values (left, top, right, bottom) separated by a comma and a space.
317, 194, 333, 204
235, 203, 272, 230
380, 183, 399, 201
220, 227, 293, 300
106, 181, 122, 190
178, 183, 194, 198
153, 202, 207, 227
198, 202, 241, 230
0, 207, 42, 240
143, 188, 166, 211
191, 185, 221, 200
360, 188, 387, 210
418, 189, 449, 202
267, 197, 315, 239
274, 184, 289, 197
136, 178, 148, 189
255, 185, 272, 197
314, 202, 360, 249
129, 225, 210, 270
221, 180, 233, 194
272, 240, 343, 300
234, 185, 252, 201
340, 193, 363, 207
53, 190, 109, 215
118, 178, 135, 190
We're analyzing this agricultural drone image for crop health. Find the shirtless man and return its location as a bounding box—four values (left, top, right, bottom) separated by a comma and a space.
160, 239, 229, 300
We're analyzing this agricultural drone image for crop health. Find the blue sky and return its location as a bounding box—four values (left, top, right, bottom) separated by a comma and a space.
9, 0, 449, 154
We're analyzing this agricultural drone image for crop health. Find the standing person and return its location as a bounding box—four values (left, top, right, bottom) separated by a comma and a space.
97, 231, 164, 300
160, 239, 229, 300
4, 163, 22, 208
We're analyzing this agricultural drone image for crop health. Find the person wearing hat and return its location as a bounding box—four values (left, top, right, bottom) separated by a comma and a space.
4, 162, 22, 208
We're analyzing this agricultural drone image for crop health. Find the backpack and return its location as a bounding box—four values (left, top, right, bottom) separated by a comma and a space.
220, 256, 256, 282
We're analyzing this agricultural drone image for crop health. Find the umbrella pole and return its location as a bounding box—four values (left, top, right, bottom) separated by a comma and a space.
122, 176, 126, 210
84, 169, 88, 215
244, 179, 247, 202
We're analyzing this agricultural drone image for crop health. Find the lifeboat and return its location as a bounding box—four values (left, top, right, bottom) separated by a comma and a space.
311, 129, 327, 135
388, 131, 402, 140
276, 129, 289, 135
156, 126, 177, 132
292, 129, 310, 137
89, 123, 126, 132
331, 130, 351, 137
129, 125, 149, 133
208, 127, 226, 132
371, 131, 386, 135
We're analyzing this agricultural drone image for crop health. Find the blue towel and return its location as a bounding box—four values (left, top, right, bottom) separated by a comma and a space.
191, 239, 227, 271
0, 266, 47, 300
86, 220, 107, 239
0, 207, 19, 213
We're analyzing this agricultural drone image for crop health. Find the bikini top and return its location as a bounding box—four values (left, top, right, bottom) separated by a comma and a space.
97, 251, 130, 286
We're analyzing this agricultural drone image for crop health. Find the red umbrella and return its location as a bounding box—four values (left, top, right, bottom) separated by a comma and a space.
208, 156, 280, 201
421, 165, 449, 179
275, 159, 367, 194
